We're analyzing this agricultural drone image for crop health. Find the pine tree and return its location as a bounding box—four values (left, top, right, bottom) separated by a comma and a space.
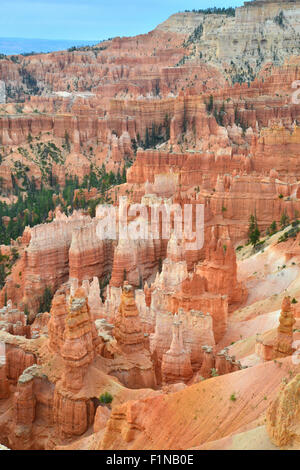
145, 128, 150, 148
207, 94, 214, 113
280, 210, 290, 228
248, 214, 260, 246
38, 286, 53, 313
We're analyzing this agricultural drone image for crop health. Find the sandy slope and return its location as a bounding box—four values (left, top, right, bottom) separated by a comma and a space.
97, 356, 299, 450
193, 425, 278, 450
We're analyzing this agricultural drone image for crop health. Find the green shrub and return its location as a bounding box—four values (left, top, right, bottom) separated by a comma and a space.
278, 225, 300, 243
99, 392, 113, 404
280, 211, 290, 229
274, 11, 285, 28
38, 286, 53, 313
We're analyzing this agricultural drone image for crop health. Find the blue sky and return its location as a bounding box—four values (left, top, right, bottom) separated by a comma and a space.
1, 0, 244, 41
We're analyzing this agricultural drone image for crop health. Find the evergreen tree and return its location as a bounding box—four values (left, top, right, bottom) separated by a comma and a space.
248, 213, 260, 246
145, 128, 150, 148
280, 210, 290, 228
207, 94, 214, 113
38, 286, 53, 313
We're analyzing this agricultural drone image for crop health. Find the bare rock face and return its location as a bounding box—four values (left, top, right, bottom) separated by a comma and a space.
101, 285, 122, 322
199, 346, 215, 379
114, 283, 145, 354
6, 344, 36, 384
3, 0, 300, 452
0, 301, 29, 337
13, 367, 37, 429
0, 359, 9, 399
149, 311, 174, 382
149, 231, 234, 343
106, 283, 157, 389
184, 310, 215, 370
256, 297, 297, 362
110, 232, 165, 288
87, 277, 103, 320
2, 211, 91, 313
150, 308, 215, 383
161, 317, 193, 384
69, 219, 113, 283
48, 289, 69, 354
30, 312, 50, 338
0, 81, 5, 104
3, 286, 102, 446
61, 287, 99, 391
53, 390, 95, 439
266, 374, 300, 448
157, 2, 300, 82
168, 272, 228, 343
93, 406, 111, 433
9, 365, 54, 450
195, 226, 247, 310
275, 296, 296, 358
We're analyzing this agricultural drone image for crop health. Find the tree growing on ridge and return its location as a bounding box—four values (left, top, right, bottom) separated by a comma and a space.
248, 213, 260, 246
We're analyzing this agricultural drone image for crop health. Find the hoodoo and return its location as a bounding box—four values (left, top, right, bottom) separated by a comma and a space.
0, 0, 300, 452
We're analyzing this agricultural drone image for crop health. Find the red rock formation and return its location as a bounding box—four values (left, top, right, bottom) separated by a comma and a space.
53, 390, 95, 439
61, 287, 99, 391
161, 316, 193, 384
167, 273, 228, 343
8, 364, 54, 450
69, 219, 113, 283
183, 309, 215, 370
150, 305, 216, 383
87, 276, 103, 320
0, 301, 29, 337
109, 211, 166, 288
199, 346, 215, 379
196, 226, 247, 310
47, 289, 68, 354
0, 211, 92, 313
3, 3, 300, 452
103, 283, 157, 389
256, 297, 297, 362
0, 360, 9, 399
6, 344, 36, 384
13, 368, 37, 440
23, 211, 91, 311
274, 297, 296, 358
30, 312, 51, 338
114, 283, 145, 354
94, 405, 111, 433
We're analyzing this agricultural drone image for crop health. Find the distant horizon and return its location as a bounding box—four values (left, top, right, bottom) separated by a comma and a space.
0, 37, 101, 56
0, 36, 99, 42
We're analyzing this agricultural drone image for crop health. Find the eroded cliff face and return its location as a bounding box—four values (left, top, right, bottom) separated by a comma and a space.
0, 211, 92, 312
0, 285, 158, 449
1, 0, 300, 452
1, 1, 300, 195
157, 1, 300, 82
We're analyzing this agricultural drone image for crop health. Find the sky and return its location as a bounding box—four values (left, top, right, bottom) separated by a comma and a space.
1, 0, 244, 41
